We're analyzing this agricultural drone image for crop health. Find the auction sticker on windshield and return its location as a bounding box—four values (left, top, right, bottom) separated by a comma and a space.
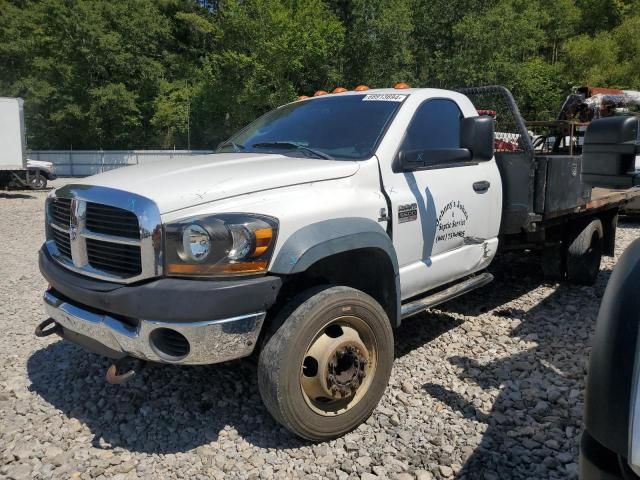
362, 94, 407, 102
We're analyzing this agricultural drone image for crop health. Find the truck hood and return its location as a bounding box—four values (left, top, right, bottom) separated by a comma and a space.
72, 153, 360, 214
27, 159, 54, 171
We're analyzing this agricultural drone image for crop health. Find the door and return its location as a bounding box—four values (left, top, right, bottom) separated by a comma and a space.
377, 95, 502, 300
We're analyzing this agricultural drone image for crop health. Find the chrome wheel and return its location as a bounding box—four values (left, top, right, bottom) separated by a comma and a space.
300, 316, 377, 416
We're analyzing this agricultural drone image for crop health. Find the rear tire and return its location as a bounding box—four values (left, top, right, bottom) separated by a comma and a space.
258, 285, 394, 441
566, 219, 603, 286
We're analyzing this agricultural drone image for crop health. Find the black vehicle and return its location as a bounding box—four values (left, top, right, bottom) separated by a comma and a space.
581, 238, 640, 479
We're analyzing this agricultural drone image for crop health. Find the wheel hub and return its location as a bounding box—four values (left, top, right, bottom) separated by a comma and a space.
326, 345, 367, 398
300, 319, 376, 415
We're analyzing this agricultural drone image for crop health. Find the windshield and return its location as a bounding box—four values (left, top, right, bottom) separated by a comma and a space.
218, 94, 407, 160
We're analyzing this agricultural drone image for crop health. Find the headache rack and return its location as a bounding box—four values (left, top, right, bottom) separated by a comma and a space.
459, 85, 640, 235
459, 86, 540, 234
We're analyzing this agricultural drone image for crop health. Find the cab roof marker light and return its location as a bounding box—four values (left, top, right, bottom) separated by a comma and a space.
354, 85, 370, 91
394, 82, 410, 89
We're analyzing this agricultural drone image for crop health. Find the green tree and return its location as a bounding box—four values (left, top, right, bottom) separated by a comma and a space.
1, 0, 638, 149
151, 81, 195, 149
576, 0, 640, 33
0, 0, 203, 148
191, 0, 345, 146
411, 0, 489, 87
342, 0, 415, 87
564, 14, 640, 88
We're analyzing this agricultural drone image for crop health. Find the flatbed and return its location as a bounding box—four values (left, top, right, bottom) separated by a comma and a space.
542, 187, 640, 222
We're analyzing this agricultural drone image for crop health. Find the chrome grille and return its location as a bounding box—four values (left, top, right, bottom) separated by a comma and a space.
86, 203, 140, 239
51, 228, 72, 259
87, 238, 142, 275
45, 185, 162, 284
50, 198, 71, 226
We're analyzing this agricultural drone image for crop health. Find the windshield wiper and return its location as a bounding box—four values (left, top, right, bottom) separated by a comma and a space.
251, 142, 333, 160
218, 141, 246, 152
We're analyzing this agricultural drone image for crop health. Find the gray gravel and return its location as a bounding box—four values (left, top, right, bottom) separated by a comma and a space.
1, 184, 639, 479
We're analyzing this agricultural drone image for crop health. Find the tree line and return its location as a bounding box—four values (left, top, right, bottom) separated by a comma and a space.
1, 0, 638, 150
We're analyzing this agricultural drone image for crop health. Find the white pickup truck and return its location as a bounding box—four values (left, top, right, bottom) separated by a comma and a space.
36, 85, 640, 440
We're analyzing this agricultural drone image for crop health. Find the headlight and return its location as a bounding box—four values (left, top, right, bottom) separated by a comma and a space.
181, 224, 211, 262
164, 214, 278, 277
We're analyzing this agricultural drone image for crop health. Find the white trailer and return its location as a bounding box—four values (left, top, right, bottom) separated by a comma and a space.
0, 97, 55, 189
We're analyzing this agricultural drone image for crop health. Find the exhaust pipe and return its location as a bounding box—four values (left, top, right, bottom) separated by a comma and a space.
35, 318, 61, 337
105, 357, 144, 385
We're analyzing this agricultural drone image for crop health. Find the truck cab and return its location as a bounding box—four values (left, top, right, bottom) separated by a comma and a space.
36, 86, 639, 440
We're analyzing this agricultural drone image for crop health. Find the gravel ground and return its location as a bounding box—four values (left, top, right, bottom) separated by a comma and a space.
1, 183, 639, 480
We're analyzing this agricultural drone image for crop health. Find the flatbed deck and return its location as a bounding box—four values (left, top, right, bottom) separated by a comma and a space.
542, 187, 640, 223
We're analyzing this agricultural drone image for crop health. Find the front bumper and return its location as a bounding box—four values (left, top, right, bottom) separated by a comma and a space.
39, 247, 282, 365
44, 290, 266, 365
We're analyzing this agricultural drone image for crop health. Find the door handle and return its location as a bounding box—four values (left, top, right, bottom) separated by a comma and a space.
473, 180, 490, 193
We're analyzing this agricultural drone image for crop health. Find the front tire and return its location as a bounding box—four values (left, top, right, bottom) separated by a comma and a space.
29, 174, 47, 189
258, 286, 394, 441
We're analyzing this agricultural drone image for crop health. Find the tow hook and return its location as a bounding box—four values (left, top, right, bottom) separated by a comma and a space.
105, 357, 144, 385
35, 318, 62, 337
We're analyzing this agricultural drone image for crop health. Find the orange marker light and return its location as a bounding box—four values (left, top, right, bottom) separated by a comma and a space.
252, 228, 274, 257
297, 95, 310, 101
332, 87, 348, 94
354, 85, 370, 91
394, 82, 410, 89
166, 260, 268, 276
313, 90, 328, 97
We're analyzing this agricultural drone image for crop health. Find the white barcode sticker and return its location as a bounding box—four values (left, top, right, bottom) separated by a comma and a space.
362, 94, 407, 102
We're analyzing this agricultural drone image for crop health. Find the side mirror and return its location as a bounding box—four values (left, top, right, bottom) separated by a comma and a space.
461, 116, 494, 161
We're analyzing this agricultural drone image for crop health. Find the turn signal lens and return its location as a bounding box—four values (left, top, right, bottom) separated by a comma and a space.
394, 82, 410, 89
166, 261, 268, 276
354, 85, 370, 91
253, 228, 274, 257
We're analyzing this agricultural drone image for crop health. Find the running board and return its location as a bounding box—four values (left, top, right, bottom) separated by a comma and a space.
400, 273, 494, 320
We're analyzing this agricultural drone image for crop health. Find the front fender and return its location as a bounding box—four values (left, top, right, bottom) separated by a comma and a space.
270, 218, 401, 325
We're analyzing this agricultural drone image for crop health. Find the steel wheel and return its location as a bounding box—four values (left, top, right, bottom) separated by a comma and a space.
300, 316, 377, 416
258, 285, 394, 441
